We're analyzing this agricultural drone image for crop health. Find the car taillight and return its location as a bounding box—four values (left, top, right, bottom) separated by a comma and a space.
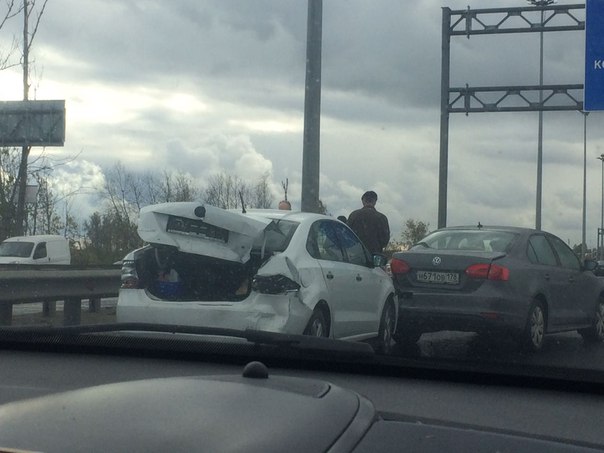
252, 274, 300, 294
390, 258, 411, 275
465, 263, 509, 281
120, 259, 140, 289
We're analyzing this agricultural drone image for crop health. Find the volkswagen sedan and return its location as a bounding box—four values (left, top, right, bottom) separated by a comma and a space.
390, 226, 604, 351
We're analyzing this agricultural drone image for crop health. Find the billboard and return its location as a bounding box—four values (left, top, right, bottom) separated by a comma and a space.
585, 0, 604, 111
0, 100, 65, 147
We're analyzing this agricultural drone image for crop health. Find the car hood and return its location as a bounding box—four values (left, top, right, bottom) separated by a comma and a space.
137, 202, 273, 263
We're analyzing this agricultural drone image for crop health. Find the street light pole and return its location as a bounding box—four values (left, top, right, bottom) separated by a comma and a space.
598, 153, 604, 259
528, 0, 554, 230
582, 112, 589, 260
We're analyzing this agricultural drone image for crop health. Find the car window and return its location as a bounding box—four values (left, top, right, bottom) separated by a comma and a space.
253, 220, 299, 253
527, 234, 558, 266
32, 243, 47, 260
307, 221, 345, 262
332, 221, 371, 266
548, 235, 581, 271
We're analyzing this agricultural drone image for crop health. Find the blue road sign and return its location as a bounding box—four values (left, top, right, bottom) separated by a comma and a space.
585, 0, 604, 111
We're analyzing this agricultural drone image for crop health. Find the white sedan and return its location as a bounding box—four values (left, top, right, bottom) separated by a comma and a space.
117, 202, 397, 353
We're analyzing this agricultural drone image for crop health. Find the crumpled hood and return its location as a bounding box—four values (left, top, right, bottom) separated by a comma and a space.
137, 202, 272, 263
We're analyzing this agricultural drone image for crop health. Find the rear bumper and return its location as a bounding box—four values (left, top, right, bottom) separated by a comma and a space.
395, 290, 528, 335
116, 288, 311, 335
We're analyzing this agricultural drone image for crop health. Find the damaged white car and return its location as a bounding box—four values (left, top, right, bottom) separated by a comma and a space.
116, 202, 397, 353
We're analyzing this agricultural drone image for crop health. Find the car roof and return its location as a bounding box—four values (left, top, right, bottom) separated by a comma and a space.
433, 225, 537, 234
1, 235, 66, 242
242, 209, 337, 224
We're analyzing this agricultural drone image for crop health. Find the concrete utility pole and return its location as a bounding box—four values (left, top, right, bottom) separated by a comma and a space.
15, 0, 31, 236
301, 0, 322, 213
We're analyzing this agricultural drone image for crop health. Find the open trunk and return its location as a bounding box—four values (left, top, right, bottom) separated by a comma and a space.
134, 245, 271, 301
125, 203, 300, 302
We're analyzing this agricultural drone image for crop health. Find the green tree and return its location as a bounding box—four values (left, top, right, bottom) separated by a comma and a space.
401, 219, 430, 248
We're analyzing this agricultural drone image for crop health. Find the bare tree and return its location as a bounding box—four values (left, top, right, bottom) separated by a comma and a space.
159, 170, 199, 202
13, 0, 51, 235
253, 172, 274, 209
0, 147, 20, 238
203, 173, 252, 210
0, 1, 22, 70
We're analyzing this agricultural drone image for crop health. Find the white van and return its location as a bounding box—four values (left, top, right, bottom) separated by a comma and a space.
0, 235, 71, 265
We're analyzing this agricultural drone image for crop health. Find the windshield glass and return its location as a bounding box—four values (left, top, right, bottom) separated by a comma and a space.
0, 0, 602, 383
0, 242, 34, 258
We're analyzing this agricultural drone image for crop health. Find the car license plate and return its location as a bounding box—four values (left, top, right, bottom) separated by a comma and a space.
416, 270, 459, 285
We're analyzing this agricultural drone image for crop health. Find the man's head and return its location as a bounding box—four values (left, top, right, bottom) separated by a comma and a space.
361, 191, 378, 207
278, 200, 292, 210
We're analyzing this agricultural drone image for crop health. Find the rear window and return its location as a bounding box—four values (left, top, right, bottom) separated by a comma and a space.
253, 220, 299, 253
412, 230, 517, 252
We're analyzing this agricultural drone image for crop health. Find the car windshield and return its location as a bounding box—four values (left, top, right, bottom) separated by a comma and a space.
1, 0, 603, 389
0, 242, 33, 258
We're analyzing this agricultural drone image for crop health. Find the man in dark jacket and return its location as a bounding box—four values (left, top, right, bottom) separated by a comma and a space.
347, 191, 390, 254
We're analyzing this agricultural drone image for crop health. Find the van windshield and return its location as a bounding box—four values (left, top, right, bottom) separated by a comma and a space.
0, 242, 34, 258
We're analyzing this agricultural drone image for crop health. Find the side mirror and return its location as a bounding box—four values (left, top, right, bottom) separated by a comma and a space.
372, 254, 388, 268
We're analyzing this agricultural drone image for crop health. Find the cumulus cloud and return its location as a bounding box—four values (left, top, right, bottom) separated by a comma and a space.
0, 0, 599, 245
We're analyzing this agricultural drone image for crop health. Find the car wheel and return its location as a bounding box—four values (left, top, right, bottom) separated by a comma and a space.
303, 308, 329, 338
579, 297, 604, 343
521, 301, 546, 352
375, 299, 395, 355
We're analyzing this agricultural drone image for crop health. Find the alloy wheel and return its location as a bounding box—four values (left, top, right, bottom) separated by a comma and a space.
529, 305, 545, 350
377, 303, 395, 354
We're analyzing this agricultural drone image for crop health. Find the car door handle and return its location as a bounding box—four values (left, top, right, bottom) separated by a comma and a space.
568, 276, 575, 283
356, 274, 362, 281
326, 271, 334, 280
544, 273, 550, 280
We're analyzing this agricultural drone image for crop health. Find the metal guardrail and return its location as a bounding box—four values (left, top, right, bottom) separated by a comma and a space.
0, 265, 121, 326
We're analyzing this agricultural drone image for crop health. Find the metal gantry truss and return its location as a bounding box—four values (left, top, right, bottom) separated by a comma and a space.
438, 4, 585, 228
449, 4, 584, 37
449, 84, 584, 113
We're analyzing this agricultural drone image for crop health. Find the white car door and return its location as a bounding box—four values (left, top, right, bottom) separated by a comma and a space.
332, 222, 382, 338
308, 220, 359, 339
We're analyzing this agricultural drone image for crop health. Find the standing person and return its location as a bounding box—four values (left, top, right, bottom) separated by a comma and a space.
347, 191, 390, 254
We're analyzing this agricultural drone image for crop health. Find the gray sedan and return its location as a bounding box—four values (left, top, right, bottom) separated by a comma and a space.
390, 226, 604, 352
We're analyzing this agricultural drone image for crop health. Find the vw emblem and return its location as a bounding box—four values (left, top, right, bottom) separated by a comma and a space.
432, 256, 442, 266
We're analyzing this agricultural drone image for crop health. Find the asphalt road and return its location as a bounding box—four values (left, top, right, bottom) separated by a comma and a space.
393, 330, 604, 371
10, 299, 604, 371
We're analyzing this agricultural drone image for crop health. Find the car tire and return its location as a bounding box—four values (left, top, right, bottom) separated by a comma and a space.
521, 301, 546, 352
375, 299, 396, 355
578, 297, 604, 343
303, 308, 329, 338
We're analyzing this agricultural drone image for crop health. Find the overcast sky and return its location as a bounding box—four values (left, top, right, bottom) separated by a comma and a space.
0, 0, 601, 247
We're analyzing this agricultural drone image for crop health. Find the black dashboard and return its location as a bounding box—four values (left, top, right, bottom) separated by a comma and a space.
0, 338, 603, 452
